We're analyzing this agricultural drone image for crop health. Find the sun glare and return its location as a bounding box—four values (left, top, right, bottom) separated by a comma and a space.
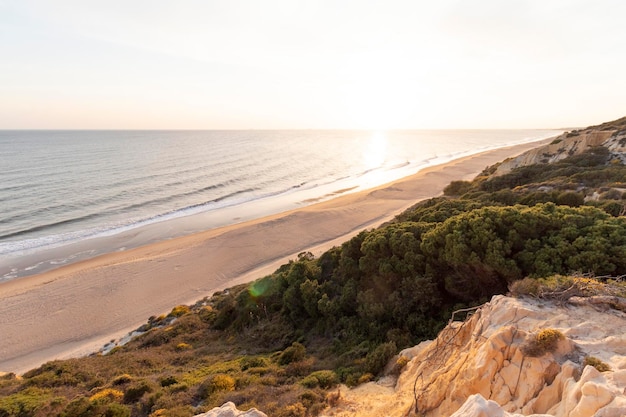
363, 131, 388, 169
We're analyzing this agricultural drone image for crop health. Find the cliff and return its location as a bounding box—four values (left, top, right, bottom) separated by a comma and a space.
494, 117, 626, 175
321, 295, 626, 417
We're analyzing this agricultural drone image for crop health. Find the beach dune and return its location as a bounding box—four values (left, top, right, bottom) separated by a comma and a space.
0, 140, 550, 374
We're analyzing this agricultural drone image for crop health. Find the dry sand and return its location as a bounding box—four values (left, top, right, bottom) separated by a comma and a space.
0, 139, 551, 374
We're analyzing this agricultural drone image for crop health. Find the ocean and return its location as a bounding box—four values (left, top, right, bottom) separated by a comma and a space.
0, 129, 560, 281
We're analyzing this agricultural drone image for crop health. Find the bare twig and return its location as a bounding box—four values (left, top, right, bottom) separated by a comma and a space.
410, 304, 485, 415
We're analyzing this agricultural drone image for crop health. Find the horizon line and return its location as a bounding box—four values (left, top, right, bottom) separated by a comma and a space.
0, 127, 570, 132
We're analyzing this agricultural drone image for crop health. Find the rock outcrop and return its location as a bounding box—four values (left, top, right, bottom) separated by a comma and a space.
492, 116, 626, 176
194, 401, 268, 417
322, 295, 626, 417
494, 130, 616, 176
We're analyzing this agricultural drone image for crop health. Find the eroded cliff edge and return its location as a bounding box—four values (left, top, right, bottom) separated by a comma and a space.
322, 294, 626, 417
495, 117, 626, 175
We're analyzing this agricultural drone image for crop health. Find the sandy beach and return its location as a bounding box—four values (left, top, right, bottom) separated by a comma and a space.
0, 139, 551, 375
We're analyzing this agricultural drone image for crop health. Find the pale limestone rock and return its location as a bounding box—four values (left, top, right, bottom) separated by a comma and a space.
523, 361, 578, 415
613, 356, 626, 370
594, 406, 626, 417
399, 340, 432, 360
449, 394, 510, 417
570, 380, 614, 417
604, 131, 626, 158
322, 295, 626, 417
612, 369, 626, 385
494, 130, 615, 175
194, 402, 267, 417
450, 394, 553, 417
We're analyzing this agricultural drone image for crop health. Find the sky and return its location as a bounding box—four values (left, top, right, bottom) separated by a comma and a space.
0, 0, 624, 129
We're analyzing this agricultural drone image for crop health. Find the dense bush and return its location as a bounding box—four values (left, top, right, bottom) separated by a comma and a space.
300, 371, 338, 389
443, 180, 472, 196
278, 342, 307, 365
197, 374, 236, 399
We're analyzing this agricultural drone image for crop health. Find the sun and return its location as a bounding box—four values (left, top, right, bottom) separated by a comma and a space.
336, 52, 424, 130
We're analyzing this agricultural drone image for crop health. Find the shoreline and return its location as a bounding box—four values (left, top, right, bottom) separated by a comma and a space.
1, 132, 559, 282
0, 138, 552, 375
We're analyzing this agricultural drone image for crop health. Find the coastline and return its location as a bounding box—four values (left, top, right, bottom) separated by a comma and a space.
0, 138, 552, 375
1, 131, 559, 282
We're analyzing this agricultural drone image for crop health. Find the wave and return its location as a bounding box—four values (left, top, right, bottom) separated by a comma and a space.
0, 181, 319, 257
0, 212, 103, 241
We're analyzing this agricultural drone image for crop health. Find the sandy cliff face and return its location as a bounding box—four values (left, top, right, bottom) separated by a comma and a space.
322, 295, 626, 417
604, 130, 626, 164
494, 129, 617, 176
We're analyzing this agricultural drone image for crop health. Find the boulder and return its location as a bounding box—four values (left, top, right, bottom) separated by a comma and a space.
194, 402, 267, 417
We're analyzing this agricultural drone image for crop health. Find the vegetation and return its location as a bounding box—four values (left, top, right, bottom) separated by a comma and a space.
521, 329, 565, 357
583, 356, 611, 372
510, 275, 626, 300
2, 130, 626, 416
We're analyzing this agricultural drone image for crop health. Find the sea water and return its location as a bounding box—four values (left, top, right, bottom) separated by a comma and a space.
0, 129, 560, 280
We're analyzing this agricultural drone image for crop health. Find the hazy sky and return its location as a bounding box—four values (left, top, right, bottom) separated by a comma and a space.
1, 0, 624, 129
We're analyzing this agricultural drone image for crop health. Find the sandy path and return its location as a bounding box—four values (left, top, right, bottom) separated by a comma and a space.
0, 139, 550, 374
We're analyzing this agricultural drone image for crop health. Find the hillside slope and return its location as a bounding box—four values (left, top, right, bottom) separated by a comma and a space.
3, 116, 626, 417
323, 293, 626, 417
494, 117, 626, 175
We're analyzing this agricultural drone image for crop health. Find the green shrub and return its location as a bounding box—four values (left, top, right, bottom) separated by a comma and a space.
103, 403, 130, 417
285, 358, 314, 377
584, 356, 611, 372
149, 406, 193, 417
391, 356, 409, 375
358, 373, 374, 384
443, 180, 472, 196
536, 328, 564, 349
259, 375, 278, 386
600, 189, 623, 200
111, 374, 133, 386
509, 277, 541, 297
240, 356, 269, 370
169, 305, 190, 317
63, 396, 130, 417
300, 375, 319, 388
313, 370, 338, 389
198, 306, 217, 323
276, 402, 307, 417
298, 390, 323, 408
89, 388, 124, 404
0, 388, 53, 417
521, 328, 564, 357
511, 276, 618, 299
245, 367, 272, 376
159, 375, 178, 387
556, 191, 584, 207
123, 380, 155, 403
300, 370, 338, 389
278, 342, 306, 365
365, 342, 397, 375
197, 374, 235, 399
